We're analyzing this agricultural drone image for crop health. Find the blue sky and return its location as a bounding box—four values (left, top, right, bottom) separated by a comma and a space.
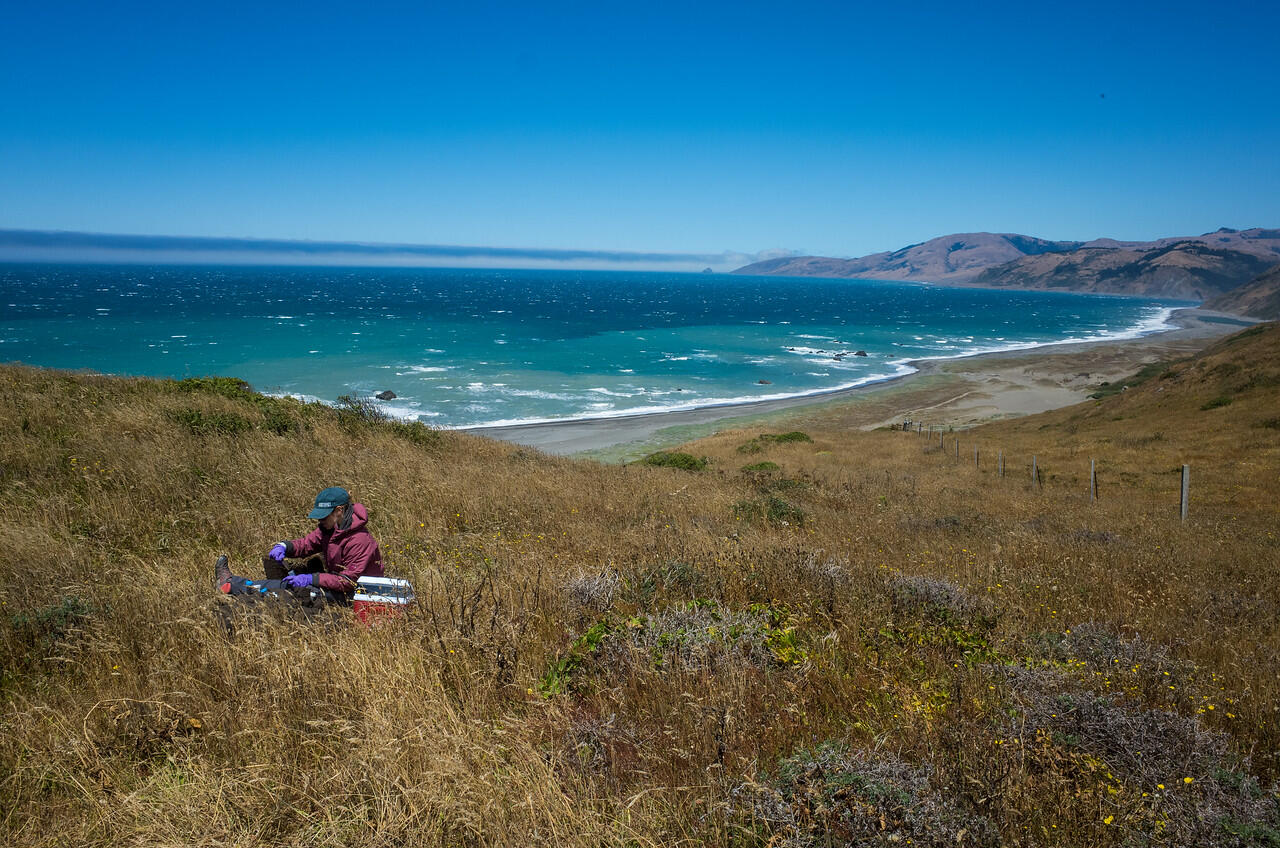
1, 0, 1277, 267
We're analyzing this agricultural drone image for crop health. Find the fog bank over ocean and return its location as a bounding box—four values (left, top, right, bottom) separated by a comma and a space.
0, 229, 792, 273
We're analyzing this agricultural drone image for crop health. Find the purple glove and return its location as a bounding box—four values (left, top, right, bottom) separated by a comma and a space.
282, 573, 313, 589
268, 543, 287, 562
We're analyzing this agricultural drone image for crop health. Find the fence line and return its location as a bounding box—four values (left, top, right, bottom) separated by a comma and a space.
900, 422, 1190, 518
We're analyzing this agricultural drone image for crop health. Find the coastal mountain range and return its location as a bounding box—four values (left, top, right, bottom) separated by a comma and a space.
734, 228, 1280, 308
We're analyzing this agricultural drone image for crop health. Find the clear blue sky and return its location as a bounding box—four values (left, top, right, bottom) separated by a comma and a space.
2, 0, 1277, 264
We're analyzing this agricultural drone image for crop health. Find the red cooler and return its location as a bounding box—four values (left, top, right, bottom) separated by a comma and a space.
353, 576, 415, 627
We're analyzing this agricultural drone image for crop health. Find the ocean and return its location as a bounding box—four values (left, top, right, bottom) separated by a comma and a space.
0, 264, 1188, 428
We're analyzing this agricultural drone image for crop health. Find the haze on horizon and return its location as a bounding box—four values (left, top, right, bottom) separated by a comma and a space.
2, 0, 1278, 271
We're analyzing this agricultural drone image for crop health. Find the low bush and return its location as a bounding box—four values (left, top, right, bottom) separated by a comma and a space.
540, 601, 806, 694
737, 431, 813, 454
170, 376, 255, 399
888, 575, 995, 629
733, 495, 806, 525
762, 431, 812, 444
168, 376, 306, 434
563, 569, 621, 612
388, 419, 441, 447
166, 407, 254, 436
334, 393, 390, 429
638, 451, 708, 471
998, 666, 1280, 846
730, 742, 999, 847
8, 596, 96, 670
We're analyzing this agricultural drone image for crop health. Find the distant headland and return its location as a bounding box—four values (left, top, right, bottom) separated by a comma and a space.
733, 227, 1280, 305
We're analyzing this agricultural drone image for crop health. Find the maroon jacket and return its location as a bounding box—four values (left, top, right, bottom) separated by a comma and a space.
284, 503, 383, 593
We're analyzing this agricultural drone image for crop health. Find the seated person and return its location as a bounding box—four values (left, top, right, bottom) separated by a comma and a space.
215, 486, 383, 604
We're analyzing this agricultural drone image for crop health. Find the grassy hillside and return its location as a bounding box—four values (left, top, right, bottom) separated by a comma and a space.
1208, 263, 1280, 320
3, 326, 1279, 846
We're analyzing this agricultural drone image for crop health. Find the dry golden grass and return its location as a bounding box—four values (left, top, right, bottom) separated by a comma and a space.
2, 324, 1278, 846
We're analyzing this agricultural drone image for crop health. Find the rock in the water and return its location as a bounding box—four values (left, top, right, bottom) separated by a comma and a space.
854, 350, 867, 357
375, 390, 397, 401
758, 379, 772, 384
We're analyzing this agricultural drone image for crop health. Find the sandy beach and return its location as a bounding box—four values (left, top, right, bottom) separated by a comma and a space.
469, 308, 1258, 460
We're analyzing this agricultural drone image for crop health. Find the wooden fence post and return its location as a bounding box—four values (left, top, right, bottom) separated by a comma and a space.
1090, 459, 1097, 502
955, 438, 959, 458
998, 450, 1004, 478
1181, 464, 1190, 521
1032, 455, 1038, 487
974, 445, 979, 467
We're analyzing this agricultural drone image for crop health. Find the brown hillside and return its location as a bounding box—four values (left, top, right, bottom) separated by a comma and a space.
735, 228, 1280, 299
1205, 262, 1280, 319
734, 232, 1081, 282
969, 241, 1277, 300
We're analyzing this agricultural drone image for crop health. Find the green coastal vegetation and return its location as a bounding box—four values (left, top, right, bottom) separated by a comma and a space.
3, 324, 1280, 846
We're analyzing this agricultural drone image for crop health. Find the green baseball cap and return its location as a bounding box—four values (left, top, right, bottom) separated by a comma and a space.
308, 486, 350, 519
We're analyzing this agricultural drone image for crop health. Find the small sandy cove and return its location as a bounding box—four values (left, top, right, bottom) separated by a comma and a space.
469, 308, 1256, 460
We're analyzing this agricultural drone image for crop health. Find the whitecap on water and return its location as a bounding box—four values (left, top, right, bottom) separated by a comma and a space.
396, 365, 450, 375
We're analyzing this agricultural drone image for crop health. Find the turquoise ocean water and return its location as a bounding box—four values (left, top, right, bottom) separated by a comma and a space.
0, 264, 1189, 428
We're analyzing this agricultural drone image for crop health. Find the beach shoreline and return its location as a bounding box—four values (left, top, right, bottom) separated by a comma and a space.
468, 307, 1258, 459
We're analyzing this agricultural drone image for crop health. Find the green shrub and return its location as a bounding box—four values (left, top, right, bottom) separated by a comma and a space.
166, 408, 254, 436
733, 495, 806, 525
171, 376, 255, 399
741, 461, 780, 473
761, 431, 812, 444
258, 404, 300, 436
334, 394, 390, 430
1201, 396, 1233, 410
639, 451, 708, 471
539, 601, 807, 695
170, 377, 306, 434
9, 596, 96, 668
738, 431, 813, 453
388, 419, 442, 448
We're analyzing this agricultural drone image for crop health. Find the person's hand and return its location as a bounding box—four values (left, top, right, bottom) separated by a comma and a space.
282, 573, 313, 589
268, 543, 287, 562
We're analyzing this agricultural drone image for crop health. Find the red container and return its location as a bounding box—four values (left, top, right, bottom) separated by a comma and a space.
352, 576, 415, 628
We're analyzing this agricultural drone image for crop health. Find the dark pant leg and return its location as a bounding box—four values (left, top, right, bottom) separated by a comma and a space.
223, 575, 348, 606
223, 576, 291, 598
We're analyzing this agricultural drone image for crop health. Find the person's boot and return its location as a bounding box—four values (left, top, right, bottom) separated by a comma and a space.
215, 555, 233, 592
262, 555, 287, 580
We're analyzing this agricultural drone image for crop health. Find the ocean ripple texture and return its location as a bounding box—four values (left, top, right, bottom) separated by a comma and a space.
0, 265, 1187, 428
